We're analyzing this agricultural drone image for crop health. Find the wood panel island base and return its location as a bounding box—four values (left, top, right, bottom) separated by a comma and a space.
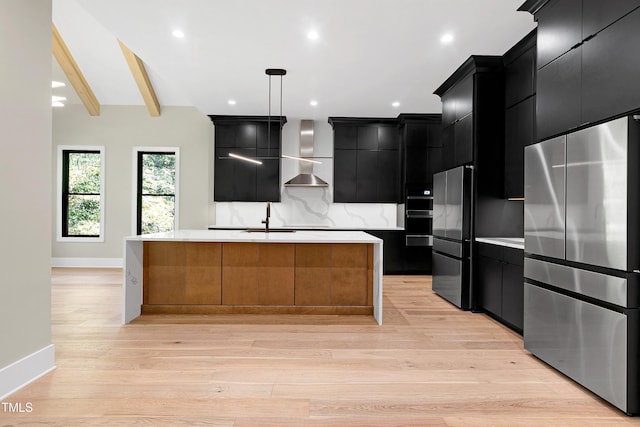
123, 230, 383, 324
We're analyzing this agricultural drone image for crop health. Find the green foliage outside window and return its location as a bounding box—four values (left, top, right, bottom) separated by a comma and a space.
140, 153, 175, 235
65, 152, 101, 236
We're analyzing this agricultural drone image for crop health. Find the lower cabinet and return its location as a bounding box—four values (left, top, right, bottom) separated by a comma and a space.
367, 230, 432, 275
144, 241, 372, 312
476, 242, 524, 332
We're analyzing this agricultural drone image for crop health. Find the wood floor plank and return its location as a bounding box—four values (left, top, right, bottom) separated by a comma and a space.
0, 268, 633, 426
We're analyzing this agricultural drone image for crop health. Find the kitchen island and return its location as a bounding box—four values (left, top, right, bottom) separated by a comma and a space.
123, 230, 383, 324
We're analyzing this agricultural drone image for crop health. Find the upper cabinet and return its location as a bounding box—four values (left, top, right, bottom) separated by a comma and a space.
521, 0, 640, 140
398, 114, 443, 189
434, 56, 504, 170
329, 118, 400, 203
503, 29, 537, 199
210, 115, 285, 202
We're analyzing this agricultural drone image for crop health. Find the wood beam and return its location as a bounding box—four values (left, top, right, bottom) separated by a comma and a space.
52, 24, 100, 116
118, 40, 161, 117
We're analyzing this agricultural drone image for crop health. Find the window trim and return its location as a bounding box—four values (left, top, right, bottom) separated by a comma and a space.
56, 145, 106, 243
132, 147, 180, 235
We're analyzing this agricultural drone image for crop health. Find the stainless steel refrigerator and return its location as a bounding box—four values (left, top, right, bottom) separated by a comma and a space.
432, 165, 473, 309
524, 115, 640, 415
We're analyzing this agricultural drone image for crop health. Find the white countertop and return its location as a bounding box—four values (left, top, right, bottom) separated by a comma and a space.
127, 229, 383, 244
208, 224, 404, 231
475, 237, 524, 250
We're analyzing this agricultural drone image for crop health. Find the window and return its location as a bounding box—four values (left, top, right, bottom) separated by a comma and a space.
134, 149, 179, 235
57, 146, 105, 241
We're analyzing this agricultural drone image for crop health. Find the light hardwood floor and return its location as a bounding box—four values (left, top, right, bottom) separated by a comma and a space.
1, 269, 636, 426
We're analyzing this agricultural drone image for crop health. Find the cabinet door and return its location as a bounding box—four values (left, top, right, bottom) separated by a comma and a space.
454, 114, 473, 166
505, 48, 535, 108
257, 123, 281, 156
442, 92, 456, 127
378, 150, 399, 202
536, 0, 582, 69
501, 251, 524, 331
334, 126, 357, 149
378, 126, 399, 150
504, 97, 533, 198
455, 74, 474, 120
236, 124, 258, 148
357, 126, 378, 150
256, 158, 280, 202
214, 157, 235, 201
232, 148, 257, 201
582, 0, 640, 38
427, 146, 442, 182
334, 150, 357, 202
356, 150, 378, 202
442, 126, 455, 170
215, 125, 237, 148
405, 123, 429, 184
477, 255, 503, 317
582, 8, 640, 125
536, 48, 582, 140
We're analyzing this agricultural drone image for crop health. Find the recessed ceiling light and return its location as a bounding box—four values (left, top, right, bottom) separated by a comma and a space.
307, 31, 319, 40
440, 33, 454, 44
228, 99, 236, 105
51, 81, 65, 88
172, 30, 185, 38
392, 101, 400, 108
52, 95, 67, 102
310, 100, 318, 107
52, 101, 65, 107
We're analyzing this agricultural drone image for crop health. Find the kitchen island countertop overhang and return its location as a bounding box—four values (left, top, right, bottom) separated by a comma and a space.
123, 229, 383, 324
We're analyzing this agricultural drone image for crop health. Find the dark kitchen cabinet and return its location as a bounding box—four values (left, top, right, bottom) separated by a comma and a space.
367, 230, 431, 275
330, 118, 400, 203
504, 97, 534, 198
535, 0, 582, 69
521, 0, 640, 140
453, 113, 473, 166
504, 41, 535, 109
398, 114, 443, 186
536, 48, 582, 140
581, 7, 640, 125
333, 149, 357, 202
503, 30, 536, 199
210, 115, 285, 202
582, 0, 640, 38
476, 242, 524, 332
434, 57, 504, 169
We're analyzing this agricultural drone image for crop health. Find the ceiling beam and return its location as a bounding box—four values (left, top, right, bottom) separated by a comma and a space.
52, 24, 100, 116
118, 40, 160, 117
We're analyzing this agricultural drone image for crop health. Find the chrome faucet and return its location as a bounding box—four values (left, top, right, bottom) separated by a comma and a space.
261, 202, 271, 232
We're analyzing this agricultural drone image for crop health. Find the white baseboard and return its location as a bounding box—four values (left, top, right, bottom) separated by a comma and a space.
51, 257, 123, 268
0, 344, 56, 401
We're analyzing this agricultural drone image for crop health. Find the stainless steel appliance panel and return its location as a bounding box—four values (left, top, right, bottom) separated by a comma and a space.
524, 258, 628, 307
432, 252, 462, 307
524, 284, 628, 412
566, 117, 628, 270
445, 167, 465, 241
405, 235, 433, 247
524, 136, 566, 258
433, 237, 463, 258
433, 171, 446, 238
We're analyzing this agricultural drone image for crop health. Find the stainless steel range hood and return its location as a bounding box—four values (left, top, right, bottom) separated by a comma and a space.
284, 120, 329, 187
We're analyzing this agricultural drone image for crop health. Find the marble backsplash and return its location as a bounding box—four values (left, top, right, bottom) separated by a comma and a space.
213, 187, 400, 229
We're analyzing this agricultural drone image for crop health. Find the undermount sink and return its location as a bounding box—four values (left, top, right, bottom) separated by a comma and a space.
244, 228, 296, 233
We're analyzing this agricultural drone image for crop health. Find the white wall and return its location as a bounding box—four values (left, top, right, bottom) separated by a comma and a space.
52, 105, 213, 260
0, 0, 53, 373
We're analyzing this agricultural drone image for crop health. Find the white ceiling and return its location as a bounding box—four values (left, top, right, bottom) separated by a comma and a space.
52, 0, 536, 119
